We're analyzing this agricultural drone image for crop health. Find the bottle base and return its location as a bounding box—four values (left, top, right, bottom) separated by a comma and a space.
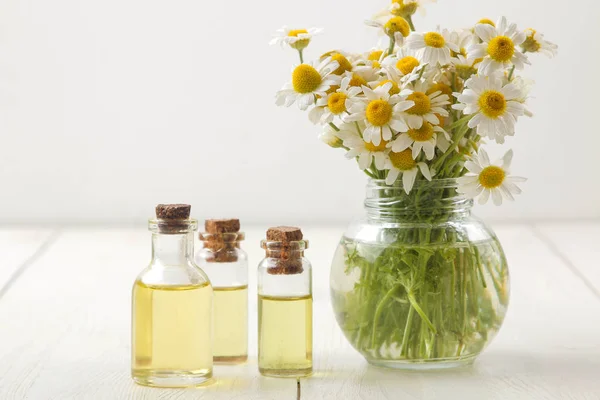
366, 355, 476, 371
259, 366, 312, 378
132, 369, 213, 388
214, 354, 248, 364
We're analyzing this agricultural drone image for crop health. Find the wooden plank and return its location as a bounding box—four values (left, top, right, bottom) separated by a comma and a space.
535, 222, 600, 297
0, 229, 57, 296
0, 225, 598, 399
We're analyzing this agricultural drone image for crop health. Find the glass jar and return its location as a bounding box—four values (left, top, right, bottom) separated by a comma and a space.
257, 238, 313, 377
330, 179, 510, 369
196, 231, 248, 363
132, 217, 213, 387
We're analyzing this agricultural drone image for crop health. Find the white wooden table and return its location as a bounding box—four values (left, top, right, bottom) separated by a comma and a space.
0, 224, 599, 400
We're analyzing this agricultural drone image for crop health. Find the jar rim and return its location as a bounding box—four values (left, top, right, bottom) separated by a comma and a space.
260, 240, 309, 250
199, 232, 245, 242
148, 218, 198, 234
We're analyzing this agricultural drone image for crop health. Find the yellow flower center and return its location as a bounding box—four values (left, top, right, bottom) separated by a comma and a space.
288, 29, 308, 37
364, 139, 389, 152
426, 82, 452, 98
292, 64, 322, 94
384, 17, 410, 38
451, 47, 467, 58
391, 0, 418, 17
396, 56, 420, 75
287, 29, 310, 50
522, 29, 541, 53
478, 166, 506, 189
487, 36, 515, 62
366, 100, 393, 126
327, 93, 348, 114
389, 149, 416, 171
368, 50, 383, 61
478, 19, 496, 27
329, 53, 353, 75
368, 51, 383, 68
407, 92, 431, 115
376, 79, 401, 95
349, 73, 367, 87
478, 90, 507, 118
407, 122, 434, 142
424, 32, 446, 48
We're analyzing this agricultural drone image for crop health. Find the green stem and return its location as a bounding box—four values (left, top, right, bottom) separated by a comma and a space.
507, 65, 515, 81
328, 122, 340, 132
298, 49, 304, 64
407, 15, 416, 31
407, 292, 437, 334
387, 35, 396, 56
401, 306, 415, 357
371, 284, 403, 348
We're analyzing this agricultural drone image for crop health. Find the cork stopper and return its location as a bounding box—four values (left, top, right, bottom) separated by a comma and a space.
153, 204, 194, 234
201, 218, 243, 263
266, 226, 303, 242
156, 204, 191, 220
264, 226, 306, 275
205, 219, 240, 234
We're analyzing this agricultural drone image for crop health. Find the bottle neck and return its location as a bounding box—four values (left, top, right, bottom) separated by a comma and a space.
365, 179, 473, 222
151, 232, 194, 266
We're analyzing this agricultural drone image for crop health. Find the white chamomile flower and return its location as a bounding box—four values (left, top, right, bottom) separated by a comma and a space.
269, 27, 323, 50
405, 29, 459, 66
319, 123, 351, 148
389, 0, 435, 18
309, 76, 362, 124
468, 17, 530, 75
339, 128, 389, 170
448, 29, 477, 58
384, 149, 432, 193
365, 16, 411, 44
276, 58, 341, 111
506, 76, 534, 117
351, 53, 383, 84
382, 48, 422, 82
457, 149, 526, 206
344, 83, 414, 146
399, 80, 450, 129
390, 121, 450, 160
522, 28, 558, 58
452, 54, 480, 80
453, 75, 524, 143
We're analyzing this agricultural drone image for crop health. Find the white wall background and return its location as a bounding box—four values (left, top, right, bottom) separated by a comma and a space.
0, 0, 597, 225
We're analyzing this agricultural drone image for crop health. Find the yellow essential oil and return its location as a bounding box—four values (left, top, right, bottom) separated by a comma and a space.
258, 294, 313, 377
132, 280, 213, 387
213, 285, 249, 363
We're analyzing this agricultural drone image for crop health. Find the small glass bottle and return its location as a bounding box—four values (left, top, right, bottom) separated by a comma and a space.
131, 204, 213, 387
195, 218, 248, 364
257, 226, 313, 377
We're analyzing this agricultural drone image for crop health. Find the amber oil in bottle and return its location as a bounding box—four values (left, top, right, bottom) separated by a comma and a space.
257, 226, 313, 377
196, 219, 248, 363
131, 204, 213, 387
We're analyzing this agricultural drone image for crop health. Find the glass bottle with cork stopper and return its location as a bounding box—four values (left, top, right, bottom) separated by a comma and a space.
131, 204, 213, 387
195, 218, 248, 364
257, 226, 313, 377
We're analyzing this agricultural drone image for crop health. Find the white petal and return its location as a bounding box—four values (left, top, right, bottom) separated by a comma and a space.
402, 169, 417, 194
491, 189, 503, 206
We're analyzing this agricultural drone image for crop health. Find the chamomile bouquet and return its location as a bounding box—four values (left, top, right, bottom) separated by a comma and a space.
272, 0, 556, 366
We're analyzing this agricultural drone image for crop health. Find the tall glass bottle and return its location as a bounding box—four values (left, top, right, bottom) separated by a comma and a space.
131, 204, 213, 387
195, 218, 248, 364
257, 226, 313, 378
